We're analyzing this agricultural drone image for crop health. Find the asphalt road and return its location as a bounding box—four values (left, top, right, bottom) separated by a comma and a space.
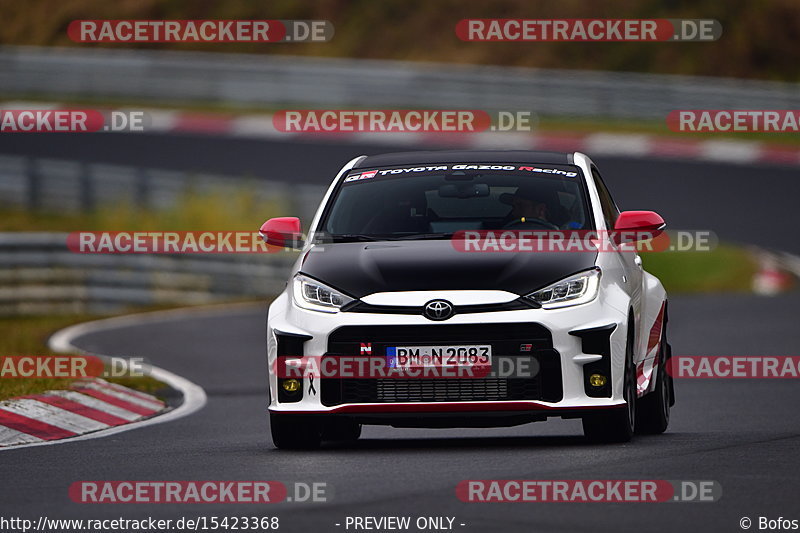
1, 134, 799, 532
1, 294, 799, 533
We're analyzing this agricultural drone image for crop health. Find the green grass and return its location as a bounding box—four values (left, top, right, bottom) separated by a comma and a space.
0, 186, 281, 232
0, 376, 75, 401
104, 374, 171, 396
0, 315, 170, 401
641, 244, 757, 294
0, 184, 283, 401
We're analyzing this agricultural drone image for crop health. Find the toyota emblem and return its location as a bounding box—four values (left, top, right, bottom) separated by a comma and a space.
423, 300, 454, 321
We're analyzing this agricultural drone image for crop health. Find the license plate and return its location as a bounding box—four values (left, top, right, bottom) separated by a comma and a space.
386, 345, 492, 370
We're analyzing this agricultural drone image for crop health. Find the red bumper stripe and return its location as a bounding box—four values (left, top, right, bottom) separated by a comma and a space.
272, 401, 624, 415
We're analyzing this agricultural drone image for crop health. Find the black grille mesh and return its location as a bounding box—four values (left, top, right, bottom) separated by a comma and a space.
321, 324, 562, 406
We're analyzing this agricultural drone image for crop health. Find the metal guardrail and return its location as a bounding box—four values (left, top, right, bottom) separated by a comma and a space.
2, 45, 800, 119
0, 155, 325, 316
0, 154, 325, 222
0, 233, 297, 315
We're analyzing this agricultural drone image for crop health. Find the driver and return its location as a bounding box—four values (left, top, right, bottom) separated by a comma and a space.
510, 194, 549, 223
500, 185, 557, 228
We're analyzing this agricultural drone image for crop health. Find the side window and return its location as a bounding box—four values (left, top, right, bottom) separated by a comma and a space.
591, 167, 620, 229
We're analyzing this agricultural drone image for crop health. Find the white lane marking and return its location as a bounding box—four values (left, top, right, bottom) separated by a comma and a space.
585, 133, 652, 156
0, 364, 205, 451
0, 426, 43, 447
44, 391, 142, 422
0, 399, 108, 433
0, 306, 212, 451
701, 140, 760, 163
86, 378, 163, 404
231, 116, 288, 138
146, 109, 179, 132
472, 131, 535, 150
351, 131, 425, 146
74, 382, 163, 410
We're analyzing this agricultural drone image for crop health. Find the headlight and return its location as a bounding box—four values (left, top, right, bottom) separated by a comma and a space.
292, 274, 355, 313
525, 268, 601, 309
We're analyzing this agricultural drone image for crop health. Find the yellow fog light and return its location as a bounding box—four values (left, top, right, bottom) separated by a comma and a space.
281, 379, 301, 393
589, 374, 607, 387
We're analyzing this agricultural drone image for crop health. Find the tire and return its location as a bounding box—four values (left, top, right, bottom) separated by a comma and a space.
270, 413, 322, 450
323, 418, 362, 442
636, 335, 672, 435
582, 323, 636, 443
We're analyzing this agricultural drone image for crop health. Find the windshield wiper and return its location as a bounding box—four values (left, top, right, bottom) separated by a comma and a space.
328, 234, 384, 242
327, 233, 455, 242
389, 232, 455, 240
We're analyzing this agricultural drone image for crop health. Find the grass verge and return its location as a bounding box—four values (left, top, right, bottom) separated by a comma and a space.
0, 315, 169, 401
641, 244, 757, 294
0, 187, 280, 233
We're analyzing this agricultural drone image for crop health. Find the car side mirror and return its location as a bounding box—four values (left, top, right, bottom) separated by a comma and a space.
259, 217, 304, 250
613, 211, 665, 244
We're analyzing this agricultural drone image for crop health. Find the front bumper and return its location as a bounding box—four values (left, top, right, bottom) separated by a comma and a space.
267, 291, 629, 419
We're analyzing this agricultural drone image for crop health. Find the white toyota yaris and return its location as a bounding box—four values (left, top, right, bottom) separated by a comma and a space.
262, 150, 673, 449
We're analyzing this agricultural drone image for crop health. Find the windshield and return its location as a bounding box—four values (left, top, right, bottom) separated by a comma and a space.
318, 164, 593, 242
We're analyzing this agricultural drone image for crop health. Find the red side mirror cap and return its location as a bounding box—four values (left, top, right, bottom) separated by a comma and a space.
259, 217, 303, 249
613, 211, 665, 244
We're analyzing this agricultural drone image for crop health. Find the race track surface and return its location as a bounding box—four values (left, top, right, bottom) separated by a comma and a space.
1, 294, 798, 532
1, 133, 799, 532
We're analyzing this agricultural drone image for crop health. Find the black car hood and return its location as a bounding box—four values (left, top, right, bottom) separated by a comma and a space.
299, 240, 598, 298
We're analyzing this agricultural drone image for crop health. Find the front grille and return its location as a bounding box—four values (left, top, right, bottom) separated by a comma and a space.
321, 323, 562, 406
340, 377, 545, 403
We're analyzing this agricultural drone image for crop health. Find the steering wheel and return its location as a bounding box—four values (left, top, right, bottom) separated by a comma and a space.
503, 217, 559, 230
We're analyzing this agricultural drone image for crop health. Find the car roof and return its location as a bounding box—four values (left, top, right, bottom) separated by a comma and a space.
353, 150, 573, 169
